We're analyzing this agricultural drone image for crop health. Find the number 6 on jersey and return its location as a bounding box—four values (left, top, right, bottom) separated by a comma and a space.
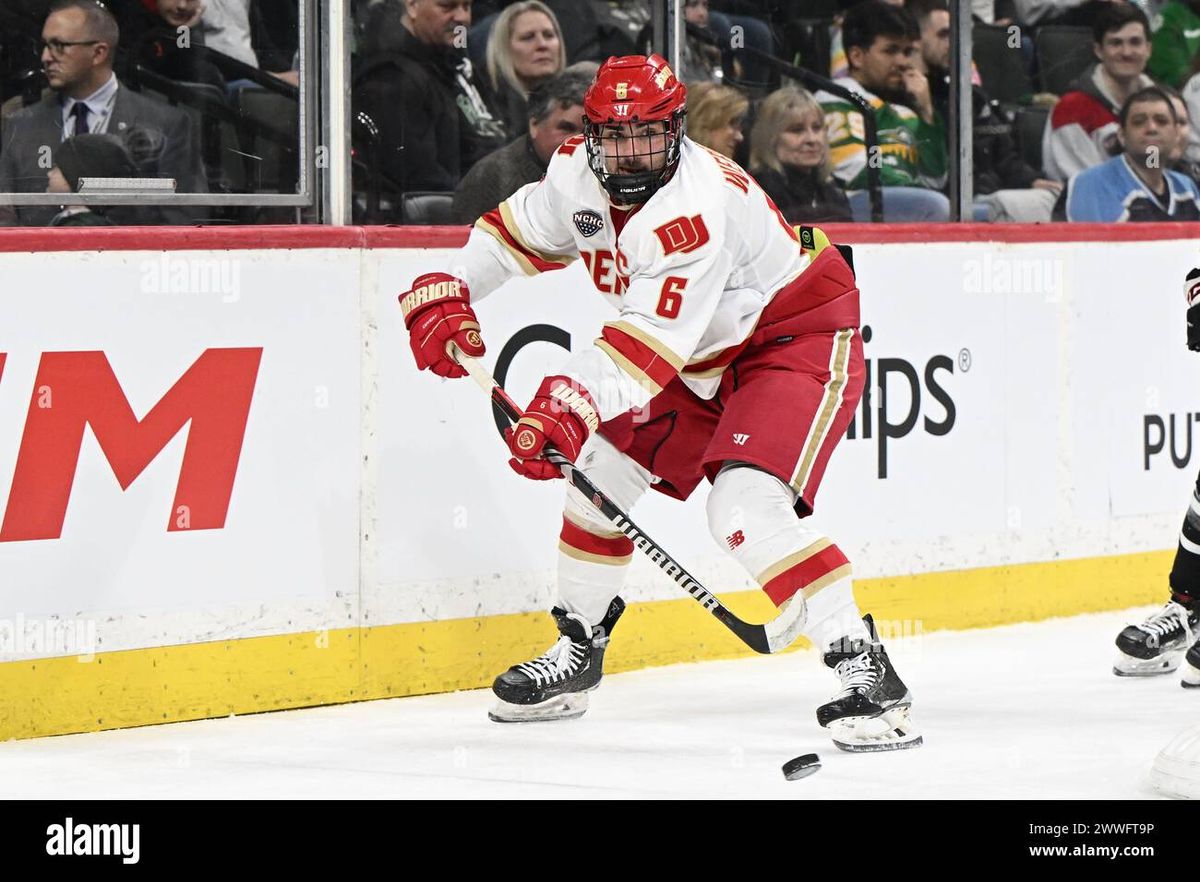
656, 275, 687, 319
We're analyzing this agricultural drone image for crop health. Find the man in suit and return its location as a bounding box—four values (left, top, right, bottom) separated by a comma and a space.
0, 0, 207, 225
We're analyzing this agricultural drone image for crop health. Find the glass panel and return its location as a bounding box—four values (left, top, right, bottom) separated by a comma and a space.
0, 0, 308, 227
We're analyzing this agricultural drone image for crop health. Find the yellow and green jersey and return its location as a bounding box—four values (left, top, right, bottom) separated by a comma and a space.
816, 77, 948, 191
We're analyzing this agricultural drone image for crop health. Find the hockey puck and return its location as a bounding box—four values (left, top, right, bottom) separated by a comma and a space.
781, 753, 821, 780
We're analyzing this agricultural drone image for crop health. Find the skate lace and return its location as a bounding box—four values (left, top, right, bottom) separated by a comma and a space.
516, 636, 586, 686
833, 650, 880, 698
1135, 602, 1194, 643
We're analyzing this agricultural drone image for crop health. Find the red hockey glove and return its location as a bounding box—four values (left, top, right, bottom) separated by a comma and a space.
399, 273, 485, 378
506, 376, 600, 480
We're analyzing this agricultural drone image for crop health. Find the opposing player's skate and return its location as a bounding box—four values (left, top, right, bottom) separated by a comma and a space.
489, 597, 625, 722
1113, 600, 1198, 676
816, 614, 922, 752
1181, 638, 1200, 688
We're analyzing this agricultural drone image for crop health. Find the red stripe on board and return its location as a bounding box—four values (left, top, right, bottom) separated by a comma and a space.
762, 545, 850, 606
0, 222, 1195, 254
560, 517, 633, 558
0, 225, 368, 252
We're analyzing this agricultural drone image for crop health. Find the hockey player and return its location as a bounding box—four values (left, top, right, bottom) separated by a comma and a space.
1114, 266, 1200, 685
399, 54, 921, 751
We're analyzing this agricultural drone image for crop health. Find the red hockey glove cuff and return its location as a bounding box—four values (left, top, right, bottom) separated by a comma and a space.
399, 273, 485, 378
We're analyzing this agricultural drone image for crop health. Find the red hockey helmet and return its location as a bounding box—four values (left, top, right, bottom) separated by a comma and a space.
583, 54, 687, 205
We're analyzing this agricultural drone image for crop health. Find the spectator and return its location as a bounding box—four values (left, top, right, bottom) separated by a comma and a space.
252, 0, 300, 72
133, 0, 227, 93
817, 0, 950, 221
352, 0, 506, 195
686, 81, 748, 159
911, 0, 1060, 220
830, 0, 906, 80
1164, 86, 1200, 181
452, 67, 587, 223
1183, 70, 1200, 161
45, 131, 141, 225
1043, 4, 1155, 182
1012, 0, 1128, 28
201, 0, 301, 86
1057, 86, 1200, 220
638, 0, 723, 84
679, 0, 723, 84
202, 0, 258, 67
748, 85, 853, 223
1149, 0, 1200, 88
0, 0, 207, 225
482, 1, 566, 140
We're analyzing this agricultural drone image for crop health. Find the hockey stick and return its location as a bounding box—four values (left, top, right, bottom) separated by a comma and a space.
449, 345, 807, 654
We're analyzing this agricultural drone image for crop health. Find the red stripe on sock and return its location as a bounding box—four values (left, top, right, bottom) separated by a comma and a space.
762, 545, 850, 606
560, 517, 634, 559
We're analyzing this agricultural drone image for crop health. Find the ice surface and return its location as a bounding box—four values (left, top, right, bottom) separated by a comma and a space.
1, 607, 1195, 799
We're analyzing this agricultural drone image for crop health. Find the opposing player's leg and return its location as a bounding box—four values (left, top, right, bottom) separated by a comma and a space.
490, 434, 653, 722
1113, 476, 1200, 677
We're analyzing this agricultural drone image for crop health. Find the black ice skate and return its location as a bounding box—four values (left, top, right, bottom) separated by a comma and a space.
816, 614, 922, 752
489, 597, 625, 722
1113, 600, 1198, 677
1181, 638, 1200, 688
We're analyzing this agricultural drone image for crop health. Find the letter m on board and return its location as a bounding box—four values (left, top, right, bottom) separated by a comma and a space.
654, 215, 710, 256
0, 348, 263, 542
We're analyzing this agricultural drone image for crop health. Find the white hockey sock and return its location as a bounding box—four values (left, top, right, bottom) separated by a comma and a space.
802, 576, 870, 654
556, 435, 652, 626
706, 465, 869, 652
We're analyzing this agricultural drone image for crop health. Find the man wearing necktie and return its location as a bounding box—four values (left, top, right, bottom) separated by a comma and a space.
0, 0, 208, 225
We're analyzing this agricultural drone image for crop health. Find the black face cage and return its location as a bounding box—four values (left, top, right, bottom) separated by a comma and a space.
583, 111, 686, 205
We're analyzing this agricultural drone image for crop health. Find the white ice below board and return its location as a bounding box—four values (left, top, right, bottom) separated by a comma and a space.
0, 608, 1192, 799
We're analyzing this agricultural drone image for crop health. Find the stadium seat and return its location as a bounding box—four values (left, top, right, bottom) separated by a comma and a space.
1013, 105, 1050, 174
973, 23, 1033, 106
1035, 26, 1095, 95
236, 89, 299, 193
401, 192, 455, 225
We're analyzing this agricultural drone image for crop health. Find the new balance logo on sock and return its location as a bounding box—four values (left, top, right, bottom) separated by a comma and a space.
727, 530, 745, 550
732, 433, 749, 445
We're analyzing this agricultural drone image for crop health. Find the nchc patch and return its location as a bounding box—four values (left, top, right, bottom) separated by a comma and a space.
573, 209, 604, 238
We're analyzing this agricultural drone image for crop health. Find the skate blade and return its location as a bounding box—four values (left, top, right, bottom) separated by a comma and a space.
1113, 649, 1185, 677
830, 705, 923, 753
488, 693, 589, 723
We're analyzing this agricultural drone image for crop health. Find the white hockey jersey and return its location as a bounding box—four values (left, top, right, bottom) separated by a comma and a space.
449, 135, 814, 421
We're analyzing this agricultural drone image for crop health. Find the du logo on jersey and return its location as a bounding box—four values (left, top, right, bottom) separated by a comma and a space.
573, 209, 604, 238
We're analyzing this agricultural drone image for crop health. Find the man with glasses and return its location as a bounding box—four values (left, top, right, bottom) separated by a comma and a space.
0, 0, 206, 225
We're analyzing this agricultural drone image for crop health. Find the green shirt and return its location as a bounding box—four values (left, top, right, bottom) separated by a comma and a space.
1150, 1, 1200, 89
817, 77, 948, 191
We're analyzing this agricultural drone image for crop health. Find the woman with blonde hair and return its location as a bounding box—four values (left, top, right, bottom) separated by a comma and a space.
749, 86, 852, 223
483, 1, 567, 140
685, 81, 749, 159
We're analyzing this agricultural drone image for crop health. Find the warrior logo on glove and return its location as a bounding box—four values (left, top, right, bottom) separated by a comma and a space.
398, 272, 486, 379
505, 377, 600, 480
